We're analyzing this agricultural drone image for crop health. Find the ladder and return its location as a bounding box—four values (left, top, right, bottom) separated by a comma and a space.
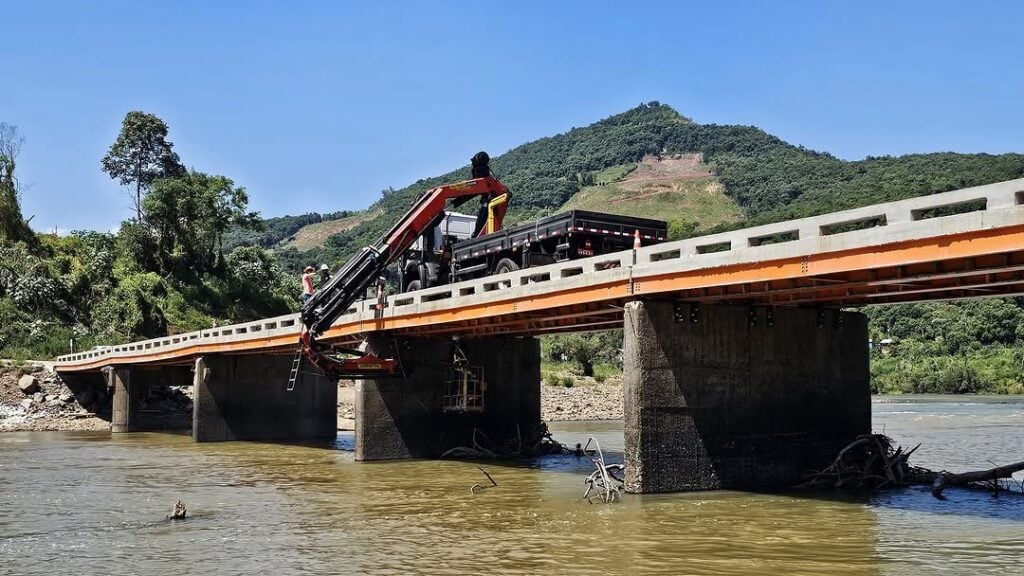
286, 346, 304, 391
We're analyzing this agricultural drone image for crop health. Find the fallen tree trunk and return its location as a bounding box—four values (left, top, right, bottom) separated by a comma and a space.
908, 462, 1024, 498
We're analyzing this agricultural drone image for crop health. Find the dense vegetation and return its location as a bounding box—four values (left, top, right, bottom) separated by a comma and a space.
0, 113, 297, 359
866, 300, 1024, 394
3, 103, 1023, 393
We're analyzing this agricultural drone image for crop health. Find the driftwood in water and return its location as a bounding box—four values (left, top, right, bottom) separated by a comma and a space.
167, 500, 187, 520
803, 434, 1024, 498
441, 424, 568, 460
582, 438, 624, 504
470, 466, 498, 495
910, 462, 1024, 498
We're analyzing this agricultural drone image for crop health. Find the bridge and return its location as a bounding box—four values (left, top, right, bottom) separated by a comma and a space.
54, 178, 1024, 493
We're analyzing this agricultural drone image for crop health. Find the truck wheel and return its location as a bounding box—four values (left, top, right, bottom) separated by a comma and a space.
495, 258, 520, 275
406, 280, 422, 292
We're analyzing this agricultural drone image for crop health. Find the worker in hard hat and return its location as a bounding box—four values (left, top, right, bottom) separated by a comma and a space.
318, 264, 332, 286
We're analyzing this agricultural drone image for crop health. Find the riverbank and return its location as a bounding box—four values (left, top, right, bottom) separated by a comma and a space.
7, 365, 1020, 432
2, 366, 625, 433
336, 377, 625, 424
0, 366, 110, 431
541, 377, 623, 421
0, 365, 192, 432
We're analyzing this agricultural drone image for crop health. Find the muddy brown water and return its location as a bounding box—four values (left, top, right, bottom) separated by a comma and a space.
1, 397, 1022, 576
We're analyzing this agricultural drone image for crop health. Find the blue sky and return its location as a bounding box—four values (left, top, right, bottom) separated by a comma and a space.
3, 1, 1022, 232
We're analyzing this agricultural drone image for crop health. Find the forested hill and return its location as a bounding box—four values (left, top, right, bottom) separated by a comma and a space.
265, 103, 1024, 396
276, 102, 1024, 270
221, 210, 361, 251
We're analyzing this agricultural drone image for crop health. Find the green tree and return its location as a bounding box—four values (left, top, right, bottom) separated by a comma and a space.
143, 171, 260, 276
101, 111, 185, 221
91, 272, 167, 340
0, 243, 62, 313
667, 219, 698, 240
225, 245, 298, 316
0, 123, 36, 246
545, 331, 620, 377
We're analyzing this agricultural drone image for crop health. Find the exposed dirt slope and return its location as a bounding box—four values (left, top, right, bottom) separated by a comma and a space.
561, 154, 745, 230
283, 211, 378, 250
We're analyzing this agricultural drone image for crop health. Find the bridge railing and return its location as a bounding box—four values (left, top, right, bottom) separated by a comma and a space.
56, 312, 304, 364
54, 177, 1024, 366
637, 178, 1023, 260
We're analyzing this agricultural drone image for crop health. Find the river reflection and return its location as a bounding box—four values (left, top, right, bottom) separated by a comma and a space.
1, 398, 1022, 576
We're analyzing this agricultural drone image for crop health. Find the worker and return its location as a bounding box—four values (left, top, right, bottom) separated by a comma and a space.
470, 151, 510, 237
318, 264, 332, 286
301, 266, 316, 302
470, 151, 491, 178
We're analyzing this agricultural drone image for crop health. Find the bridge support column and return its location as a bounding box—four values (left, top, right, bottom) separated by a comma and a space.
623, 301, 870, 493
355, 336, 541, 461
192, 354, 337, 442
103, 365, 192, 432
103, 366, 132, 433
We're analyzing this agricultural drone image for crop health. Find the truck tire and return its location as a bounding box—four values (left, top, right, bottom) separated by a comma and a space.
495, 258, 520, 275
406, 280, 422, 292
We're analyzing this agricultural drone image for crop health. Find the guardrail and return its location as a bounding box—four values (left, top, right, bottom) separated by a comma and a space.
55, 178, 1024, 366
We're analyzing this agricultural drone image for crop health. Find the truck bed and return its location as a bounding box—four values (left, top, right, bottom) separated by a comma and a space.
453, 210, 668, 262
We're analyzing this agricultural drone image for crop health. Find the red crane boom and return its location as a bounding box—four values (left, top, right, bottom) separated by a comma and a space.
295, 174, 509, 382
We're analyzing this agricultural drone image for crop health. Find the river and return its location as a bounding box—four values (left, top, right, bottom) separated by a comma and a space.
1, 397, 1022, 576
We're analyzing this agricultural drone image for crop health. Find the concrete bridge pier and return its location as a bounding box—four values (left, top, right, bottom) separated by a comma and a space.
623, 300, 870, 493
192, 355, 337, 442
102, 365, 192, 432
355, 335, 541, 461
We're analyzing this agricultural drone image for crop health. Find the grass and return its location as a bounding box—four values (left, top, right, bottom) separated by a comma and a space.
562, 177, 744, 229
284, 211, 377, 250
593, 363, 619, 382
594, 163, 637, 184
871, 346, 1024, 394
542, 361, 622, 387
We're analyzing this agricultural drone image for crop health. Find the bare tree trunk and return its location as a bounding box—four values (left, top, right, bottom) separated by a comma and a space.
135, 159, 143, 222
135, 177, 142, 222
909, 462, 1024, 497
581, 360, 594, 377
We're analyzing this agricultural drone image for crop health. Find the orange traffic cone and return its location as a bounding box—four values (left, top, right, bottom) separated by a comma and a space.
633, 229, 642, 249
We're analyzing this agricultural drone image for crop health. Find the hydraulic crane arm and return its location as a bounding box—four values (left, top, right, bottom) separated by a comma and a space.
301, 175, 508, 337
296, 175, 509, 380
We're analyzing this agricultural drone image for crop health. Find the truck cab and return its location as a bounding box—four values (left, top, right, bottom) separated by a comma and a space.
399, 211, 476, 291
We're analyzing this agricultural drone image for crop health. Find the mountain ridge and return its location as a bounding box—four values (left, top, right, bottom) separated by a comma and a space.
261, 102, 1023, 272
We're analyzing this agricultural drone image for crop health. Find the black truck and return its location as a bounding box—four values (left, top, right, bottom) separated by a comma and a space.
297, 163, 666, 380
399, 210, 668, 291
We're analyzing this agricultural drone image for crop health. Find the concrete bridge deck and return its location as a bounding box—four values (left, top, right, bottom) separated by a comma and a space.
54, 177, 1024, 372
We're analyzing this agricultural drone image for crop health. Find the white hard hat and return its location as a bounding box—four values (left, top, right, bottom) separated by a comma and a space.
319, 264, 330, 271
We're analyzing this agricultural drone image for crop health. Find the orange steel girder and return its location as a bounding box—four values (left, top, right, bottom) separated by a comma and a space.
56, 223, 1024, 372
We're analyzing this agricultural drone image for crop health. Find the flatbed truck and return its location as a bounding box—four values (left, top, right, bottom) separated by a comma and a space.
400, 210, 667, 291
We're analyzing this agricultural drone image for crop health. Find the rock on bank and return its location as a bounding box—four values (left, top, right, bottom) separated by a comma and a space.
337, 377, 624, 425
